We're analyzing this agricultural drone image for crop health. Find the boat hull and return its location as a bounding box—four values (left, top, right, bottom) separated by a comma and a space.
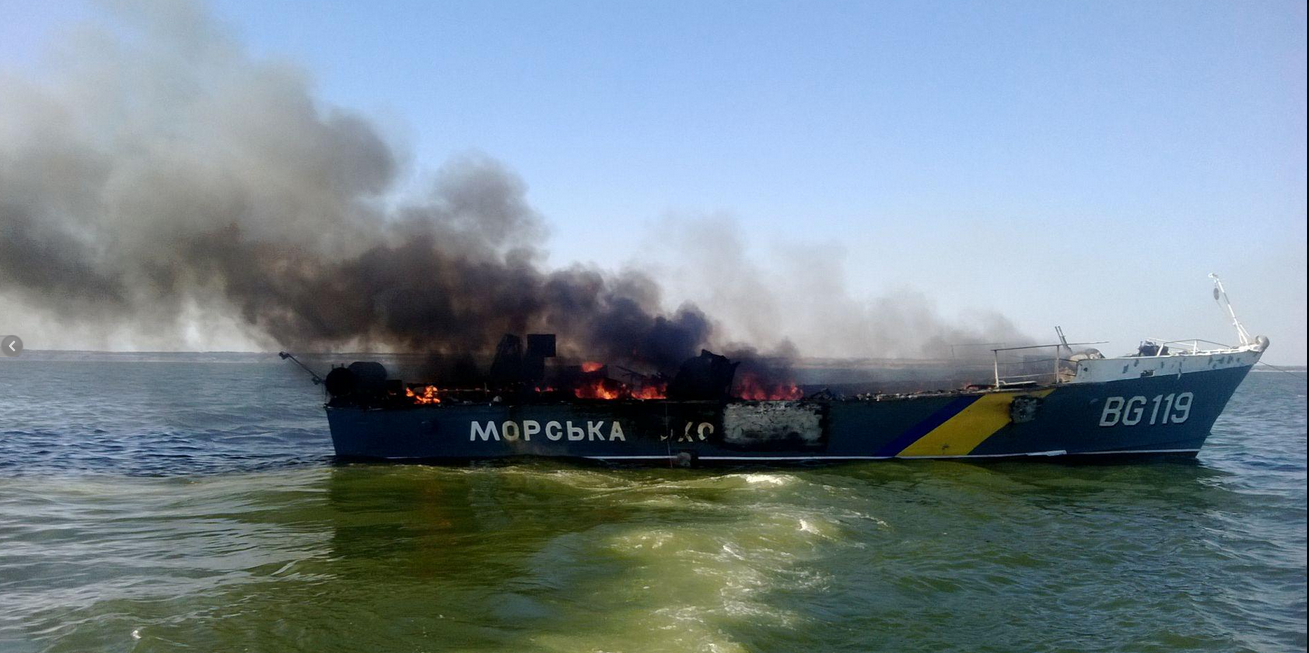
325, 363, 1253, 464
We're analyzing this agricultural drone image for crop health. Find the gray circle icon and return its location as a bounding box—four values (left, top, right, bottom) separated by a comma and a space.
2, 335, 22, 357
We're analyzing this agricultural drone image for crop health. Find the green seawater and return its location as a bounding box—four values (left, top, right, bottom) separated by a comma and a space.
0, 357, 1304, 652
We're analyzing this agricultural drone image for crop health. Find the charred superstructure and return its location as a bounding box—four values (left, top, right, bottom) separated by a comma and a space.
292, 276, 1269, 465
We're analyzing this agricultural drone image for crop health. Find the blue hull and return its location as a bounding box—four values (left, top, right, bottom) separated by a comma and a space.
325, 364, 1253, 464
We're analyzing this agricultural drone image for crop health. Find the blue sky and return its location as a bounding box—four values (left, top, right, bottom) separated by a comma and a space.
2, 0, 1305, 362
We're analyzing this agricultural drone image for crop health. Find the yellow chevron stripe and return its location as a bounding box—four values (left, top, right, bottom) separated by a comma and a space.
898, 390, 1054, 457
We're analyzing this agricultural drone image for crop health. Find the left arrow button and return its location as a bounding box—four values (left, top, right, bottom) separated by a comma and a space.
2, 335, 23, 357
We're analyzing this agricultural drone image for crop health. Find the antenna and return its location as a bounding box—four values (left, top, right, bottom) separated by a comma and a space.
279, 351, 324, 385
1209, 274, 1251, 346
1055, 326, 1071, 353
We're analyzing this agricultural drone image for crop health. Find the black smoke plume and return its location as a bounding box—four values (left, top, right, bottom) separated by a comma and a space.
0, 1, 1029, 386
0, 1, 710, 376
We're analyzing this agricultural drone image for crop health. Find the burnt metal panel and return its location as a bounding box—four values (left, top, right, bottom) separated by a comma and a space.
721, 401, 827, 451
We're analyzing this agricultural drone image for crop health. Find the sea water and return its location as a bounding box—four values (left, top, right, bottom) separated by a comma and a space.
0, 355, 1303, 652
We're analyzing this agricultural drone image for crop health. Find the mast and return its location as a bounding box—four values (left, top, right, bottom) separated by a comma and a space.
1209, 274, 1251, 346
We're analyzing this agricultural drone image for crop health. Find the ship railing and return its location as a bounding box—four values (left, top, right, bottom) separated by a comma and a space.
991, 342, 1108, 388
1143, 338, 1242, 356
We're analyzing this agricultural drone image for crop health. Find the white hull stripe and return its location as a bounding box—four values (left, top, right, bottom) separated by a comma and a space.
1069, 448, 1201, 456
582, 449, 1201, 462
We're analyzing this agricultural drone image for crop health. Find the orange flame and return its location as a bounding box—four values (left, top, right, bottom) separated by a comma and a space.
574, 378, 623, 399
572, 378, 666, 400
734, 373, 803, 400
630, 383, 667, 400
406, 385, 442, 404
580, 361, 605, 373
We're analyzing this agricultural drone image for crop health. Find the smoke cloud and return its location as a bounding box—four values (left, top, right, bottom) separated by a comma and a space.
0, 1, 713, 372
0, 0, 1027, 375
639, 216, 1029, 361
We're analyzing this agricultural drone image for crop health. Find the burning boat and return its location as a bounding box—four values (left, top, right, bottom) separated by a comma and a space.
286, 276, 1268, 465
